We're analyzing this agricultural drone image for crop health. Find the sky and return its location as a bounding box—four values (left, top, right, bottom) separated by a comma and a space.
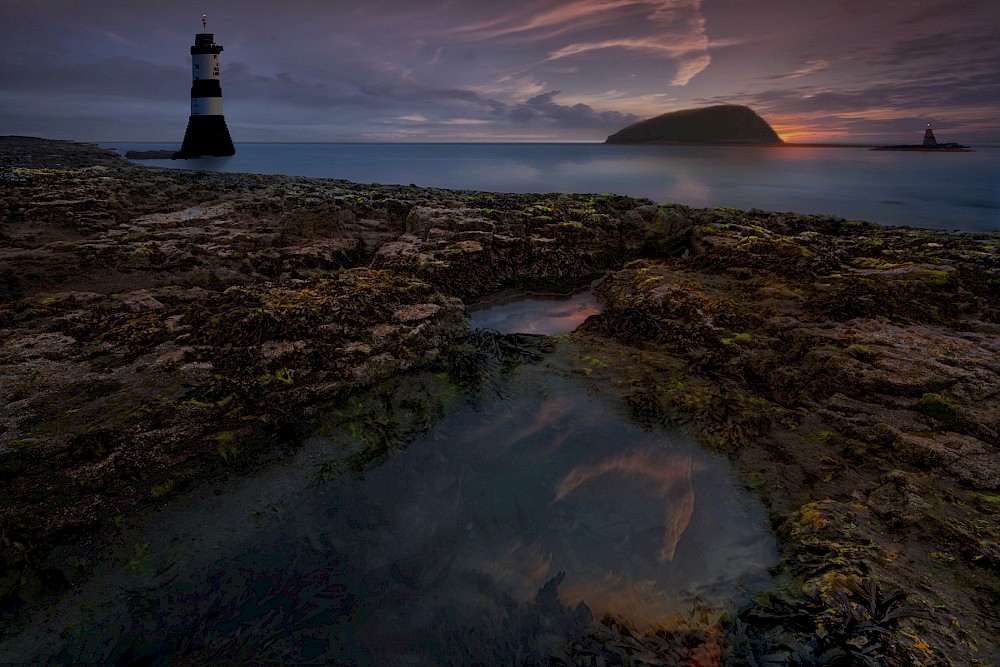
1, 0, 998, 144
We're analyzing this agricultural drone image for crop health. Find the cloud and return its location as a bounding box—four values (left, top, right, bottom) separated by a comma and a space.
701, 65, 1000, 142
444, 0, 664, 43
2, 0, 996, 142
0, 55, 186, 100
690, 1, 1000, 142
898, 0, 994, 27
0, 0, 710, 140
877, 24, 1000, 67
507, 91, 640, 128
437, 0, 711, 86
470, 74, 548, 100
545, 37, 702, 62
221, 58, 639, 139
671, 54, 711, 86
770, 59, 830, 80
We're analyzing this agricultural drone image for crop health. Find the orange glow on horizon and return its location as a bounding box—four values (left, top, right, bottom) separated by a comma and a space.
770, 124, 856, 143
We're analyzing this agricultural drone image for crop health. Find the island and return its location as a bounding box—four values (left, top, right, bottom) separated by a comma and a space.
605, 104, 783, 145
1, 137, 997, 666
872, 124, 973, 152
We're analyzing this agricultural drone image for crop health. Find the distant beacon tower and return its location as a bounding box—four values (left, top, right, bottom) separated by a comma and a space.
922, 123, 938, 147
174, 15, 235, 158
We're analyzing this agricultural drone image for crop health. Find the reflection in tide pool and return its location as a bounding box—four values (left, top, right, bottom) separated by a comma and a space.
468, 288, 601, 334
333, 361, 777, 649
0, 350, 777, 665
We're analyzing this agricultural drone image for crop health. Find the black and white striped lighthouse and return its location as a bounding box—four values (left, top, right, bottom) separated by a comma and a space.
174, 15, 235, 159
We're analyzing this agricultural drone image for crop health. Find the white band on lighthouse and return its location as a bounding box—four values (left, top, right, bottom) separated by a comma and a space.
192, 53, 220, 80
191, 97, 224, 116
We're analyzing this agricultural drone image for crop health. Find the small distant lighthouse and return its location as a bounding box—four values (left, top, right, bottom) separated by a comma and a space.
174, 15, 235, 159
922, 123, 938, 147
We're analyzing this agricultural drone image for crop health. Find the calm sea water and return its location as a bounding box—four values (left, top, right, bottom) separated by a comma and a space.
103, 142, 1000, 233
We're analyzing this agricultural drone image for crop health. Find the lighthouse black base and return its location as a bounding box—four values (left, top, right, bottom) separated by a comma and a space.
173, 115, 235, 159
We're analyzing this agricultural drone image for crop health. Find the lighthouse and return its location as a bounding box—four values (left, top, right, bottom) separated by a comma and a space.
174, 16, 235, 159
922, 123, 938, 147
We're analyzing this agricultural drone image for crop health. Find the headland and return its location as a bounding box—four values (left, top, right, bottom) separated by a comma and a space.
605, 104, 782, 145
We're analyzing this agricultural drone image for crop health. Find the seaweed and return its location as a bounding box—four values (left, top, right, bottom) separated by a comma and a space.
726, 578, 934, 667
557, 604, 725, 667
442, 328, 553, 395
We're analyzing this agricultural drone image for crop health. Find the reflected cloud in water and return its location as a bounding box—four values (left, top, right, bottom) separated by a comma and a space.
325, 360, 777, 636
553, 449, 695, 563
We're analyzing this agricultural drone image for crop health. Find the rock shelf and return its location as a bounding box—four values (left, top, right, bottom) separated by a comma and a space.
1, 137, 998, 665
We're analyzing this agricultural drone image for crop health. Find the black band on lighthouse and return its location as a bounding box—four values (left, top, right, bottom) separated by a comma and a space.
191, 33, 223, 55
191, 80, 223, 97
176, 116, 236, 158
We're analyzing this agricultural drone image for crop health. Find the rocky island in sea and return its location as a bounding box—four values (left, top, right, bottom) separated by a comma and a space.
1, 137, 998, 665
605, 104, 783, 145
872, 123, 973, 152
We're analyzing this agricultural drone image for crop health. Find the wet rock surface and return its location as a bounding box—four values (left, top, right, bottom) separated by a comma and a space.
2, 137, 999, 665
580, 214, 999, 664
124, 150, 175, 160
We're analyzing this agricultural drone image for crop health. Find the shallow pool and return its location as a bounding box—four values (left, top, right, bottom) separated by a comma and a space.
1, 345, 776, 665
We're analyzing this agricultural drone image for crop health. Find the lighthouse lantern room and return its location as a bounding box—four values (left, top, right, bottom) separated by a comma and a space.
174, 15, 235, 159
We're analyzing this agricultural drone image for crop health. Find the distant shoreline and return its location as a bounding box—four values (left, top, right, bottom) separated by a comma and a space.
602, 141, 879, 148
870, 146, 974, 152
104, 140, 879, 148
124, 149, 175, 160
97, 140, 1000, 149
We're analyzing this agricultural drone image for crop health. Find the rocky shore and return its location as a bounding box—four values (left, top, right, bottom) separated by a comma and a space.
123, 149, 175, 160
1, 137, 997, 665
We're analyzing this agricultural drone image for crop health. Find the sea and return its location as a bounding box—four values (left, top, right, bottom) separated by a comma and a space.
101, 142, 1000, 233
